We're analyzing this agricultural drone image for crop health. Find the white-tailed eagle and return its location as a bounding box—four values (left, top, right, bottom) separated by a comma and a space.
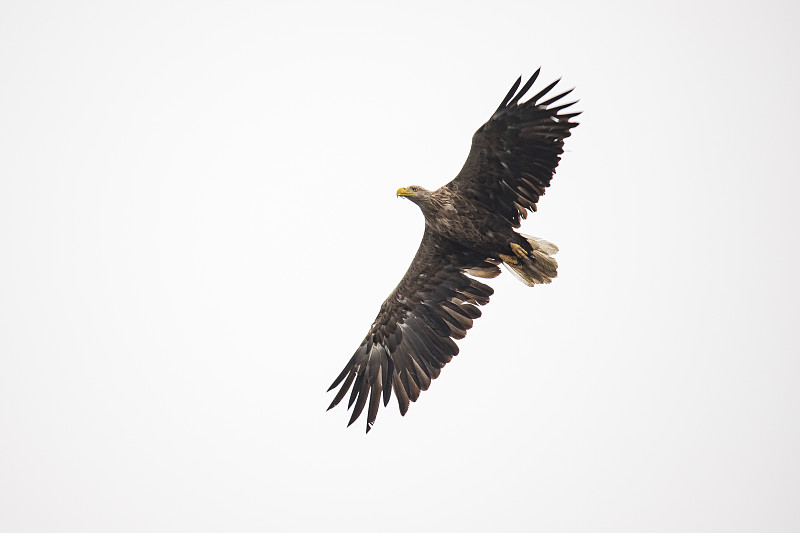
328, 69, 580, 432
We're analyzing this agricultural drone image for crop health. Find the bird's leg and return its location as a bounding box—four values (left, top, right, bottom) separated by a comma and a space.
499, 253, 519, 266
510, 243, 528, 259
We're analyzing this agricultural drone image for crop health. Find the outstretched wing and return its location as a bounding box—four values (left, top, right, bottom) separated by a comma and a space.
446, 69, 580, 228
327, 228, 500, 433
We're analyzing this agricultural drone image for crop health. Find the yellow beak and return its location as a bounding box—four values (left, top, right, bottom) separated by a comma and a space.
396, 187, 412, 197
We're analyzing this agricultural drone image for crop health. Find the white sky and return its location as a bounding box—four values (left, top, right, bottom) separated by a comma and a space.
1, 0, 799, 531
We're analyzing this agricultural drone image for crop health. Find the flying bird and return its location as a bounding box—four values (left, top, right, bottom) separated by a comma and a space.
327, 69, 580, 432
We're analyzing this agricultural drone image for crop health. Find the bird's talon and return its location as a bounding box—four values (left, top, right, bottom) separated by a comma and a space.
499, 253, 519, 266
510, 243, 528, 259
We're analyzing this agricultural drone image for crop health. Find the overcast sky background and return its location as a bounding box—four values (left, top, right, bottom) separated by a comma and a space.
1, 1, 799, 531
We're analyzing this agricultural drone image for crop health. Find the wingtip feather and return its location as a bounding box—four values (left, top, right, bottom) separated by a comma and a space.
496, 75, 522, 113
530, 78, 560, 105
508, 68, 541, 107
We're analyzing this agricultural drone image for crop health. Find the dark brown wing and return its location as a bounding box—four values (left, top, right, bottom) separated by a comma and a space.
446, 69, 580, 228
327, 228, 500, 433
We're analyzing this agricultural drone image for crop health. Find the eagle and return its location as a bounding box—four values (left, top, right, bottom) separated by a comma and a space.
327, 69, 580, 432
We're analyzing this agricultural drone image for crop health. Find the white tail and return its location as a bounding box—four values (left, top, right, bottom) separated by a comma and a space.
502, 234, 559, 287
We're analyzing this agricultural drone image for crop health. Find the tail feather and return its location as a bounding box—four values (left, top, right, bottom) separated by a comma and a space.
503, 235, 559, 286
523, 234, 558, 255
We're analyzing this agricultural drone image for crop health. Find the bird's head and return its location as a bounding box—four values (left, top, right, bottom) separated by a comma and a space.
396, 185, 431, 205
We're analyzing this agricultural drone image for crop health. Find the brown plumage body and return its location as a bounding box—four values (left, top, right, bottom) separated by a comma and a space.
406, 186, 528, 258
327, 69, 580, 432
